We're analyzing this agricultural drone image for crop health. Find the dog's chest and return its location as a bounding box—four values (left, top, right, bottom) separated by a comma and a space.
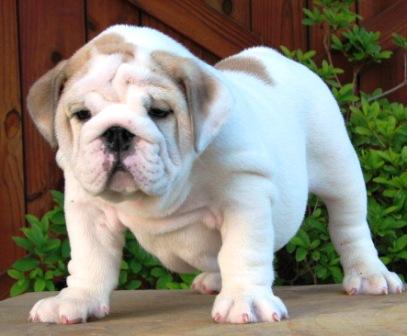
117, 204, 222, 273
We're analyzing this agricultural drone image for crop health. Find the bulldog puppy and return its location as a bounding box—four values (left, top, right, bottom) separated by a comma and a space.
27, 25, 403, 324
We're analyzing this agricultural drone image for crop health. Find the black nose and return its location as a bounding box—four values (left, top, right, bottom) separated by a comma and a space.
102, 126, 134, 152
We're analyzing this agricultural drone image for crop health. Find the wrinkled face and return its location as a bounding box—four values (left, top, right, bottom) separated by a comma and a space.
27, 30, 230, 203
58, 50, 193, 198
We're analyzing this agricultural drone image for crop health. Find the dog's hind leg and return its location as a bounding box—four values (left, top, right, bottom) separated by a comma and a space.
306, 97, 403, 295
192, 272, 221, 294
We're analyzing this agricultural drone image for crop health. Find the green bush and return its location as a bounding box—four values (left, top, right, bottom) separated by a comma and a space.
8, 0, 406, 295
275, 0, 407, 285
8, 191, 195, 296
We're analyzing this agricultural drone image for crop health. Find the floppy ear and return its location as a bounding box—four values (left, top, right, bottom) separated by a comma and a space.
27, 60, 67, 148
152, 51, 231, 153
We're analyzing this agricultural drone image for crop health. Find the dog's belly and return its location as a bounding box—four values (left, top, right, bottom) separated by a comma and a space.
272, 187, 308, 251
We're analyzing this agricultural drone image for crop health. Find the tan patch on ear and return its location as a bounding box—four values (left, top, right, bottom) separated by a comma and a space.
65, 45, 92, 79
215, 56, 272, 84
27, 60, 68, 147
94, 33, 135, 61
151, 51, 218, 152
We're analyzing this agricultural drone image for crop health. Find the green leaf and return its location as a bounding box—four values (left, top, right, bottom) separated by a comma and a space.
10, 278, 29, 297
61, 239, 71, 259
329, 266, 343, 283
394, 235, 407, 252
120, 260, 129, 270
50, 210, 65, 225
29, 268, 43, 279
25, 214, 41, 228
12, 257, 39, 272
50, 190, 64, 207
156, 274, 173, 289
295, 247, 307, 262
45, 280, 56, 291
7, 269, 24, 280
45, 271, 54, 280
179, 273, 197, 285
126, 280, 142, 290
34, 278, 46, 292
119, 270, 128, 285
44, 239, 61, 252
151, 267, 168, 278
129, 260, 142, 274
12, 237, 33, 251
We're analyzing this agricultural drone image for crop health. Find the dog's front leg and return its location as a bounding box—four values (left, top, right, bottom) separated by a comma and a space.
29, 194, 124, 324
212, 186, 287, 324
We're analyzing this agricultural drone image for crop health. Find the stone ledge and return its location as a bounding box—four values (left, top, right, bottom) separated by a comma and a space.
0, 285, 406, 335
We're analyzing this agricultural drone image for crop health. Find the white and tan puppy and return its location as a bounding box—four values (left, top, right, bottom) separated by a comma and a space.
27, 25, 403, 324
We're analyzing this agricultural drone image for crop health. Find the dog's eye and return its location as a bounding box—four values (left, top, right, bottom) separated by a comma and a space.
73, 109, 91, 121
148, 108, 172, 119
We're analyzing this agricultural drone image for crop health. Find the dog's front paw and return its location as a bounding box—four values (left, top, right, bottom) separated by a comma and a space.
211, 288, 288, 324
28, 288, 109, 324
343, 264, 404, 295
191, 272, 221, 294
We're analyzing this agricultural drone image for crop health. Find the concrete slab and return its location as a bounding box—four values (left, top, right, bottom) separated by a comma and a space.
0, 285, 405, 335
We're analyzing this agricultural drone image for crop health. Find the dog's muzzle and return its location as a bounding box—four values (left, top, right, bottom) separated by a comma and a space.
102, 126, 135, 153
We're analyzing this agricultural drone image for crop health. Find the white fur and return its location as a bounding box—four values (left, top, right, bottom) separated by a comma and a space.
29, 25, 403, 325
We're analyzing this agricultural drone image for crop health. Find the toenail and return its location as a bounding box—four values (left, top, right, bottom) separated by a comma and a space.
214, 313, 222, 323
242, 313, 250, 323
272, 312, 280, 321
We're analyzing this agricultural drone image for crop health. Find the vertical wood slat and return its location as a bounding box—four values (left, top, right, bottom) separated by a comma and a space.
0, 0, 25, 299
86, 0, 141, 40
359, 0, 406, 103
130, 0, 261, 58
19, 0, 87, 217
251, 0, 307, 50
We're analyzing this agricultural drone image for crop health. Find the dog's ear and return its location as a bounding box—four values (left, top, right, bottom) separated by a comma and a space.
152, 51, 231, 153
27, 60, 67, 148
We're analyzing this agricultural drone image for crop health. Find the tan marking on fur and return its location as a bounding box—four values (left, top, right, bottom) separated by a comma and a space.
27, 60, 68, 147
64, 45, 92, 79
215, 56, 272, 84
64, 33, 135, 81
151, 51, 218, 152
93, 33, 135, 61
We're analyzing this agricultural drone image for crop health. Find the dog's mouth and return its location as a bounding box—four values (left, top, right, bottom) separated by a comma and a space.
107, 161, 138, 194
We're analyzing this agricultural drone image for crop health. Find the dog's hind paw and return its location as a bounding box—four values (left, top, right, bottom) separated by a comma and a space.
343, 266, 404, 295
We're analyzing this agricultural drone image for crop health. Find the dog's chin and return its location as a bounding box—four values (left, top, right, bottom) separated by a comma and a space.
107, 169, 138, 195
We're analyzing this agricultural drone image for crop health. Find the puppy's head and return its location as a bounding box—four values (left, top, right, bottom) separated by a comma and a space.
27, 27, 230, 201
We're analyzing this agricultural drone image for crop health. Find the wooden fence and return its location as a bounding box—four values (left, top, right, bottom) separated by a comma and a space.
0, 0, 406, 298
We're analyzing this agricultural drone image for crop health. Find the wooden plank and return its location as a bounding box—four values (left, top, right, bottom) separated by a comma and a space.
359, 0, 406, 103
141, 13, 220, 64
204, 0, 251, 29
141, 13, 204, 59
129, 0, 261, 58
0, 0, 25, 299
19, 0, 87, 217
251, 0, 307, 50
361, 0, 405, 50
86, 0, 141, 40
1, 286, 407, 335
